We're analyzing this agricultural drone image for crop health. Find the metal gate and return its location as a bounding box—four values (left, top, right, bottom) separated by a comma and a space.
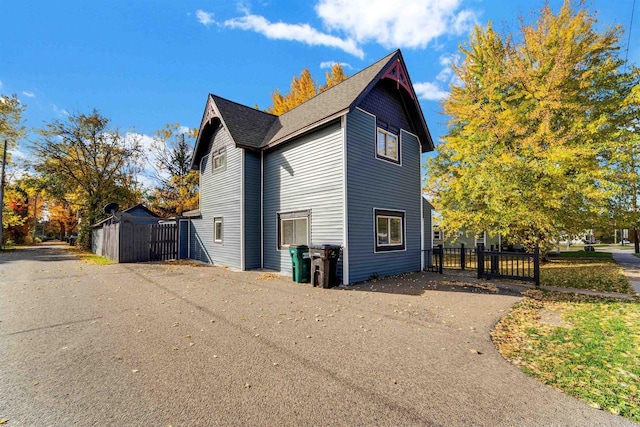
424, 244, 540, 287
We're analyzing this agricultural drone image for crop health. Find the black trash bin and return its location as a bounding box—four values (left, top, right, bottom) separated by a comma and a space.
308, 244, 341, 288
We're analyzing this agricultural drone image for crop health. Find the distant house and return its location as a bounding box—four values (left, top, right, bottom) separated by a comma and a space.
433, 228, 502, 250
184, 50, 435, 284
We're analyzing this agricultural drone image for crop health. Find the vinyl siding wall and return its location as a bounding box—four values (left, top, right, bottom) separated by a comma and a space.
263, 122, 344, 278
346, 107, 422, 283
189, 126, 242, 269
243, 150, 262, 269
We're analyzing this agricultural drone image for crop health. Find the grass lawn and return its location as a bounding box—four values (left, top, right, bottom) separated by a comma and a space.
493, 291, 640, 422
542, 252, 632, 294
64, 246, 115, 265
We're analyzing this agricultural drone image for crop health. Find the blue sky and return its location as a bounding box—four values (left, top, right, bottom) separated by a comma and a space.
1, 0, 638, 177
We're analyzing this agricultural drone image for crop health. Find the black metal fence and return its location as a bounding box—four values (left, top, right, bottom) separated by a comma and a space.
477, 247, 539, 286
424, 244, 540, 287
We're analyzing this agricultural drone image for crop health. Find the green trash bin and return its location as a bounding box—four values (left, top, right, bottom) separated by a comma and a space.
288, 245, 310, 283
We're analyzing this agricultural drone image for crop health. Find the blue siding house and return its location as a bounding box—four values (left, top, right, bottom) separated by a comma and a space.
186, 50, 434, 284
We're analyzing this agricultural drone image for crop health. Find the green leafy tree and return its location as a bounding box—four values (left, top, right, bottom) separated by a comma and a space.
425, 0, 635, 253
147, 123, 199, 217
606, 73, 640, 251
0, 94, 26, 151
32, 110, 143, 248
0, 93, 27, 246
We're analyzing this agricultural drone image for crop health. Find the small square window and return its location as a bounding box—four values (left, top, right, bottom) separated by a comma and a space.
214, 217, 223, 243
375, 209, 405, 252
433, 230, 442, 240
376, 128, 399, 163
278, 210, 310, 249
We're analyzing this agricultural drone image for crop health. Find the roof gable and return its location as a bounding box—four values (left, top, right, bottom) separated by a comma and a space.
191, 49, 433, 168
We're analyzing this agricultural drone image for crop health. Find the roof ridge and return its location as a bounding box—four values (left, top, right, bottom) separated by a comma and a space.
210, 93, 277, 118
277, 50, 399, 119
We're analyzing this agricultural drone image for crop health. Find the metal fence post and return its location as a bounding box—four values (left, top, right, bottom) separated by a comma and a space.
534, 245, 540, 288
460, 243, 465, 270
477, 244, 484, 279
438, 244, 443, 274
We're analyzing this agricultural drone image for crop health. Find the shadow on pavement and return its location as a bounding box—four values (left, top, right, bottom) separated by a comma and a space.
0, 243, 78, 264
345, 270, 526, 297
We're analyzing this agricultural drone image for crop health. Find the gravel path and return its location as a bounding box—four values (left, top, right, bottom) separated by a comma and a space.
0, 243, 634, 426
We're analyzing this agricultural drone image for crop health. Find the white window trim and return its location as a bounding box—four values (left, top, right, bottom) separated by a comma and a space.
474, 231, 487, 246
212, 147, 226, 171
276, 209, 311, 251
373, 208, 407, 253
353, 107, 402, 167
377, 215, 403, 246
433, 230, 442, 240
214, 217, 223, 243
376, 127, 400, 164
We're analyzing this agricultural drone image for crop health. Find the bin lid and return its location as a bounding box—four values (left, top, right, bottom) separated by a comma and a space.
308, 244, 341, 250
290, 244, 309, 249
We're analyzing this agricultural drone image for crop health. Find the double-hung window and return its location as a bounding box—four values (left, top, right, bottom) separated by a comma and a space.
433, 230, 442, 240
376, 128, 399, 163
212, 147, 226, 171
278, 210, 310, 249
375, 209, 405, 252
214, 217, 223, 243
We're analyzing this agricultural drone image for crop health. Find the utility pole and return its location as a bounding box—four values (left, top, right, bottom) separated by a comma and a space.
0, 140, 7, 249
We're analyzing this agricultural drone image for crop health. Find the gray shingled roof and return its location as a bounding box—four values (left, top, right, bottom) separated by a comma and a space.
260, 51, 397, 148
210, 95, 277, 150
191, 49, 433, 167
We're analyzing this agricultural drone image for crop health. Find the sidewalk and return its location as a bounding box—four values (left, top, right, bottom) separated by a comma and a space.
609, 247, 640, 294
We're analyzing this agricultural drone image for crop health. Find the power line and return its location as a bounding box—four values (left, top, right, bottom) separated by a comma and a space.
624, 0, 636, 70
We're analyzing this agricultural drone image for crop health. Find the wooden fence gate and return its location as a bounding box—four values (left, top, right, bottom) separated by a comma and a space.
149, 223, 178, 261
99, 222, 178, 263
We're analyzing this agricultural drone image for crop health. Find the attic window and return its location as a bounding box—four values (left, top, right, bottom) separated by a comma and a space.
212, 147, 226, 171
376, 128, 400, 163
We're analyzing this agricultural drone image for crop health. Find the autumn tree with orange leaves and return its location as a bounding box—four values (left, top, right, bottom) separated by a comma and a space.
268, 64, 348, 115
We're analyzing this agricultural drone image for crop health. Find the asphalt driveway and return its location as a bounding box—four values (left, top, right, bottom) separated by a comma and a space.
0, 243, 634, 426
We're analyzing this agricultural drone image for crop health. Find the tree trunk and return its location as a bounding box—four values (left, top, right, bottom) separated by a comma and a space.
634, 226, 639, 254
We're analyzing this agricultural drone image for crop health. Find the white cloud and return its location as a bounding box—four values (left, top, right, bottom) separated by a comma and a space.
320, 61, 352, 69
196, 9, 216, 27
435, 53, 460, 82
22, 91, 35, 98
52, 104, 69, 117
315, 0, 478, 49
413, 81, 448, 101
224, 14, 364, 58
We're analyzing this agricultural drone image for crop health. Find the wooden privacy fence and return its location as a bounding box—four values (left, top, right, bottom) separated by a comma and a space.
99, 222, 178, 263
424, 244, 540, 287
149, 223, 178, 261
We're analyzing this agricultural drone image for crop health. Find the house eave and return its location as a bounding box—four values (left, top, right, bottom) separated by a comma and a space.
261, 109, 349, 150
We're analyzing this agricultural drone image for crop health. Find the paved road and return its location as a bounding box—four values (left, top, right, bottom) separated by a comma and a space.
0, 243, 634, 426
609, 247, 640, 293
